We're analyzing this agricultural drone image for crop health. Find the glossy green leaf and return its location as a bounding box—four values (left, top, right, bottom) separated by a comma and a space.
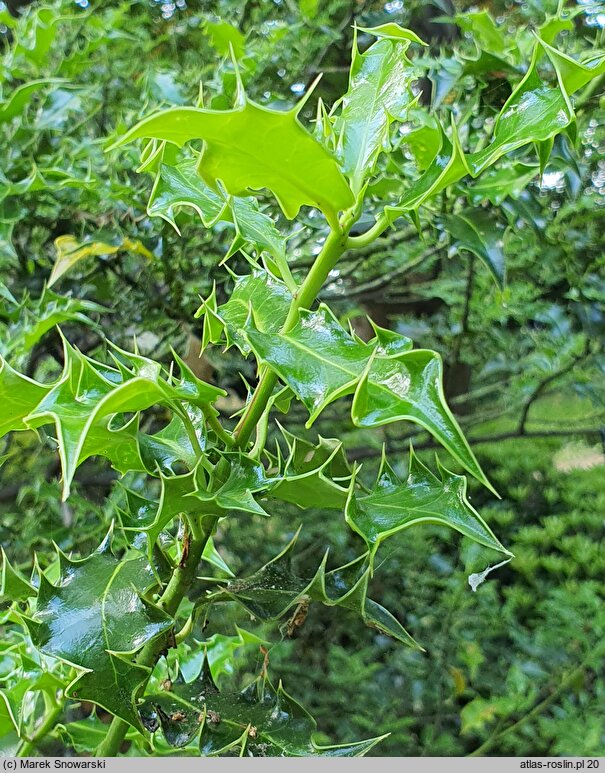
338, 29, 419, 194
540, 37, 605, 94
468, 45, 573, 175
462, 163, 538, 206
138, 412, 204, 476
147, 160, 227, 230
121, 453, 277, 553
230, 196, 285, 261
0, 358, 51, 437
385, 119, 469, 221
207, 270, 292, 354
1, 550, 36, 604
346, 448, 510, 557
247, 305, 373, 424
140, 660, 385, 755
400, 108, 441, 169
58, 714, 138, 755
112, 99, 354, 223
190, 452, 277, 517
205, 533, 419, 648
21, 339, 224, 498
385, 41, 575, 221
538, 12, 576, 46
0, 220, 17, 262
25, 531, 173, 729
357, 23, 427, 45
120, 466, 209, 551
227, 196, 292, 287
439, 210, 507, 288
204, 19, 246, 59
461, 50, 519, 78
202, 538, 235, 578
454, 11, 512, 57
0, 641, 69, 747
269, 429, 351, 510
147, 160, 289, 280
247, 305, 492, 491
0, 691, 19, 754
1, 288, 104, 358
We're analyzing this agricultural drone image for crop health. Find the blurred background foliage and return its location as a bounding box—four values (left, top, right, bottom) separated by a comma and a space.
0, 0, 604, 756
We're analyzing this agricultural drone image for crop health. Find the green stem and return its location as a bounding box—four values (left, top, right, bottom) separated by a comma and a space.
346, 213, 389, 249
175, 405, 205, 459
233, 225, 352, 448
17, 700, 62, 757
250, 407, 269, 459
202, 406, 234, 448
97, 211, 376, 756
96, 515, 218, 757
177, 403, 233, 453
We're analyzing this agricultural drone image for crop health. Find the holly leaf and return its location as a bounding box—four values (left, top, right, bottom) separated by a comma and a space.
147, 160, 290, 281
357, 23, 426, 44
0, 357, 51, 437
269, 429, 351, 510
140, 661, 385, 755
147, 159, 227, 230
204, 270, 291, 354
0, 79, 66, 124
385, 118, 469, 221
58, 713, 138, 755
111, 97, 354, 224
1, 550, 36, 604
21, 339, 224, 498
121, 453, 278, 554
228, 197, 286, 264
454, 11, 512, 57
24, 531, 173, 730
461, 163, 538, 206
467, 44, 573, 175
190, 452, 278, 517
338, 26, 421, 195
384, 41, 576, 221
204, 19, 246, 59
539, 37, 605, 94
205, 533, 419, 648
119, 466, 210, 552
247, 305, 492, 491
1, 287, 104, 358
138, 411, 205, 475
438, 210, 507, 288
0, 642, 68, 744
346, 448, 510, 558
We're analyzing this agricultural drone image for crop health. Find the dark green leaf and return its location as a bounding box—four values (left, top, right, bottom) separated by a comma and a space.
205, 533, 419, 647
25, 530, 173, 730
141, 661, 385, 755
269, 429, 351, 510
247, 305, 493, 491
1, 550, 36, 604
346, 448, 510, 557
439, 210, 507, 288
